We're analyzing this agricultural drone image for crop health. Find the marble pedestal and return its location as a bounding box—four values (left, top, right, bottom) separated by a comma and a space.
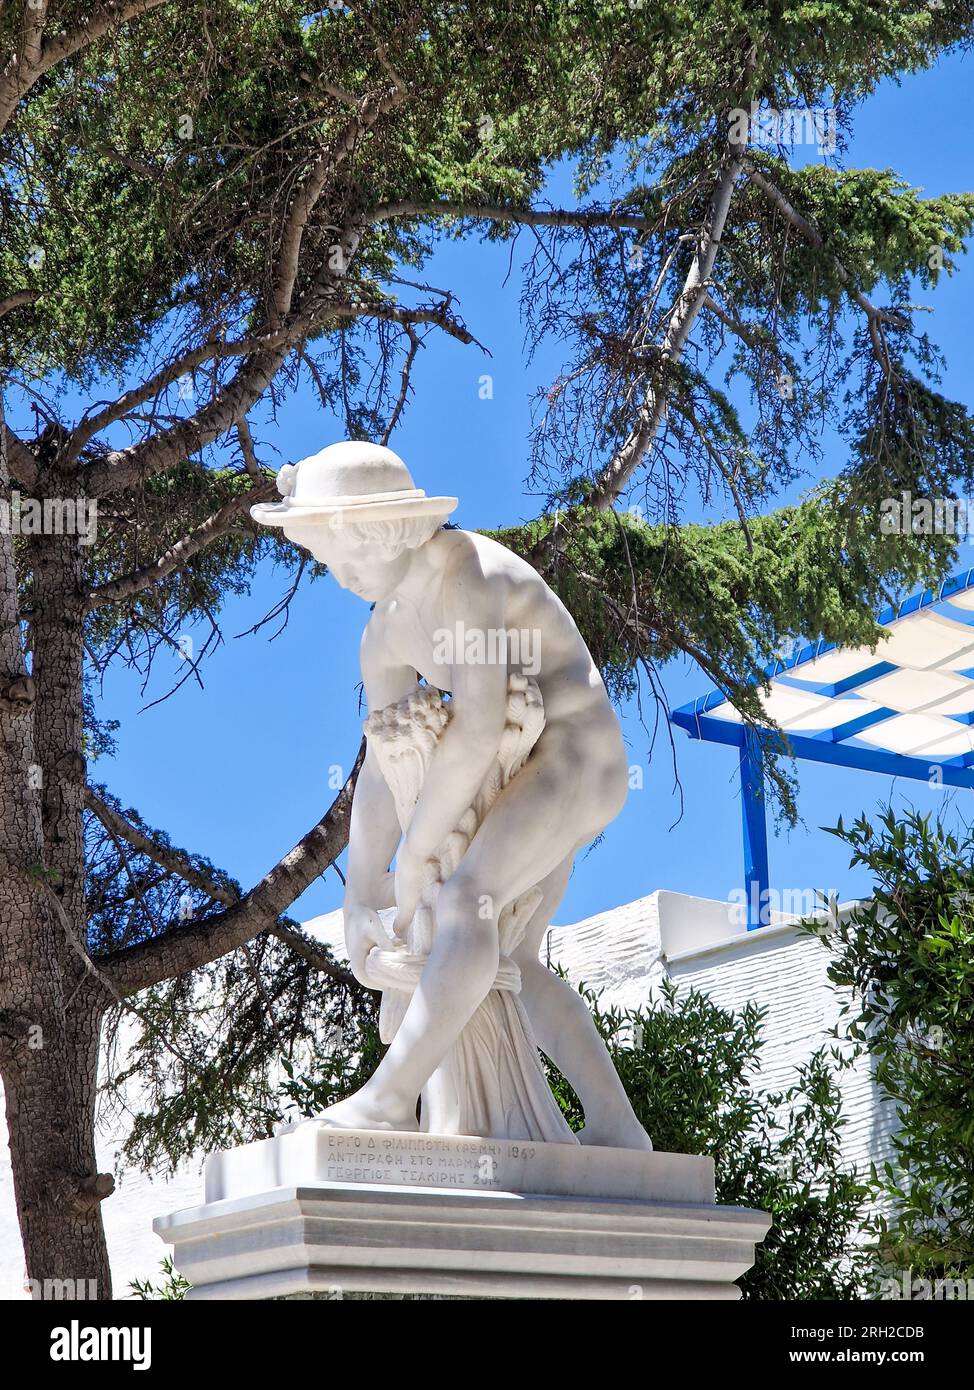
154, 1125, 771, 1300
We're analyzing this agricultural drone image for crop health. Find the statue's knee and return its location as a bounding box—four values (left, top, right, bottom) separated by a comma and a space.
437, 872, 500, 933
593, 747, 628, 825
606, 762, 628, 820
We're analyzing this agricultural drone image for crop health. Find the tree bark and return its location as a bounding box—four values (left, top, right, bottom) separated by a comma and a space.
2, 989, 110, 1299
0, 502, 113, 1298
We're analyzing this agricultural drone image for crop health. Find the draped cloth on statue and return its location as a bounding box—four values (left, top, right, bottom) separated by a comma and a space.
361, 675, 577, 1144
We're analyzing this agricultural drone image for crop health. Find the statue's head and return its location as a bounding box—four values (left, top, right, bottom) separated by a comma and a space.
250, 442, 457, 601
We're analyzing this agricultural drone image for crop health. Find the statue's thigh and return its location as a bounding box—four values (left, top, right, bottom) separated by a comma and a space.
443, 741, 592, 913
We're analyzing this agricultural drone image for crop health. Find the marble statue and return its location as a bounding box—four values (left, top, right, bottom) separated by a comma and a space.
252, 441, 652, 1150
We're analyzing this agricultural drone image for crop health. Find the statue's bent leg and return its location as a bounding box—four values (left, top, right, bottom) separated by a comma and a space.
514, 860, 653, 1151
317, 729, 602, 1131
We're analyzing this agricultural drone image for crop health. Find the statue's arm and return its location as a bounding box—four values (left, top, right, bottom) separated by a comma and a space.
343, 627, 416, 977
393, 551, 509, 930
344, 751, 402, 908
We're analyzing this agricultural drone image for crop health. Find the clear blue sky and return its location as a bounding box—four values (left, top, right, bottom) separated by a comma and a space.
81, 50, 974, 927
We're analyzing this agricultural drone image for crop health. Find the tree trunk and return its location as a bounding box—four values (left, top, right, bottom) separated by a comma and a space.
0, 449, 112, 1297
2, 990, 110, 1298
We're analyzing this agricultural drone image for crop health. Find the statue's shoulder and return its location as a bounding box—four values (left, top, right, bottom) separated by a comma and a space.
427, 526, 475, 559
428, 526, 511, 577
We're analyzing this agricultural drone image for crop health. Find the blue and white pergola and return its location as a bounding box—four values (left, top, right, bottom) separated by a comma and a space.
670, 567, 974, 929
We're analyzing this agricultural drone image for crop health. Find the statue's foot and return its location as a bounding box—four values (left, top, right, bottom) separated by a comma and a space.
307, 1089, 419, 1134
577, 1119, 653, 1152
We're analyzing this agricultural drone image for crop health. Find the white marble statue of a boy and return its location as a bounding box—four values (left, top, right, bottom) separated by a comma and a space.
253, 441, 651, 1150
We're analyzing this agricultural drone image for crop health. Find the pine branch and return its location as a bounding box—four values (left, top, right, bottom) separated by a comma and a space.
82, 62, 412, 495
96, 740, 365, 996
0, 414, 39, 490
368, 200, 652, 232
744, 162, 909, 380
85, 785, 238, 906
0, 0, 169, 135
272, 81, 408, 325
86, 479, 276, 609
584, 141, 748, 514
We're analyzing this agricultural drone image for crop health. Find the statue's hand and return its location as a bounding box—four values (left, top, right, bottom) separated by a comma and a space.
343, 902, 389, 986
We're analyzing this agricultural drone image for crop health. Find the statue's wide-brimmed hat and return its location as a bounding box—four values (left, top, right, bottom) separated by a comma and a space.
250, 442, 458, 527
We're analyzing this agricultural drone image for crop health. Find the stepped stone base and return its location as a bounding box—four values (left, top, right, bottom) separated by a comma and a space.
154, 1125, 771, 1301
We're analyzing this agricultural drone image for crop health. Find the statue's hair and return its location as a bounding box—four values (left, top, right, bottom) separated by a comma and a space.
334, 514, 444, 560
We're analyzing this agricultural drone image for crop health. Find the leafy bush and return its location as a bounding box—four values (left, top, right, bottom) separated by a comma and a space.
279, 1021, 387, 1123
817, 808, 974, 1281
129, 1256, 191, 1301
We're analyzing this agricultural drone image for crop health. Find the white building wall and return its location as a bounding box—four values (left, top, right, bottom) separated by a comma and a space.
664, 920, 897, 1177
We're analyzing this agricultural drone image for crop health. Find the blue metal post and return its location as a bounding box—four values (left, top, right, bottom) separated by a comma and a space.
739, 730, 770, 930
